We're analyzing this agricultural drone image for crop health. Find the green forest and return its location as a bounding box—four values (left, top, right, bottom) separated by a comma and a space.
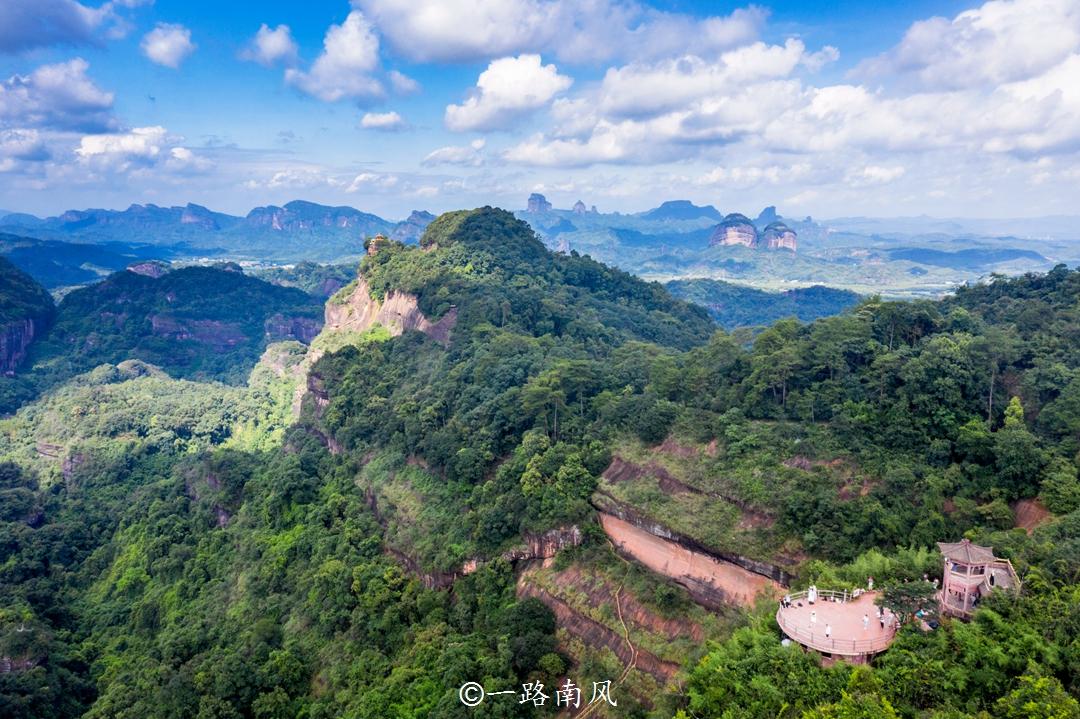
2, 208, 1079, 718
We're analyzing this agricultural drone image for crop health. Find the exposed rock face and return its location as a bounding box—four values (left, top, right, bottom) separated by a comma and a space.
710, 213, 759, 247
149, 315, 247, 348
324, 277, 457, 346
597, 511, 782, 608
526, 193, 552, 213
0, 318, 38, 375
502, 526, 583, 563
572, 200, 587, 214
264, 313, 322, 343
593, 492, 795, 587
762, 221, 797, 251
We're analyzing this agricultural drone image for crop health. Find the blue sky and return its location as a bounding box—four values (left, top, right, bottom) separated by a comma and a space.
1, 0, 1078, 220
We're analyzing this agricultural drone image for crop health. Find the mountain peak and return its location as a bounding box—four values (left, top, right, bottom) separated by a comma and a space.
642, 200, 722, 221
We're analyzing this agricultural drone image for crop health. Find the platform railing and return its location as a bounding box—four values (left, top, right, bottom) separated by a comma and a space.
775, 590, 897, 656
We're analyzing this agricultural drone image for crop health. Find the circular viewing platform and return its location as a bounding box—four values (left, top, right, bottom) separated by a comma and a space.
776, 589, 897, 661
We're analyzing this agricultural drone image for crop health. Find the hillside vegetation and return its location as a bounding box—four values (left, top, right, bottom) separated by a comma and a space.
1, 208, 1079, 718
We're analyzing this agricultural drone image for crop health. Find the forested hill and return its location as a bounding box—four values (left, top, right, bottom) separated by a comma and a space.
1, 209, 1080, 718
27, 265, 324, 387
0, 258, 54, 379
666, 277, 860, 329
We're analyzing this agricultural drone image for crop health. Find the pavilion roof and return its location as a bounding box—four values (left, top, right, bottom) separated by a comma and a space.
938, 539, 996, 564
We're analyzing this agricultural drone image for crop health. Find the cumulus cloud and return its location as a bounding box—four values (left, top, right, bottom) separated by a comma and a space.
855, 0, 1080, 90
241, 23, 298, 66
285, 11, 383, 102
75, 125, 210, 175
0, 58, 115, 132
423, 139, 486, 167
141, 23, 196, 68
0, 0, 149, 53
502, 0, 1080, 175
445, 54, 571, 132
355, 0, 764, 63
346, 171, 399, 192
0, 129, 50, 169
388, 70, 419, 94
360, 111, 406, 130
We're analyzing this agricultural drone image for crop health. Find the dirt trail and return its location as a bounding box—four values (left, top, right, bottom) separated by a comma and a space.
600, 513, 781, 607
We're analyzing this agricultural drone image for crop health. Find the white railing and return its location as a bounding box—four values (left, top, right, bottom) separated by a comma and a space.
776, 590, 897, 656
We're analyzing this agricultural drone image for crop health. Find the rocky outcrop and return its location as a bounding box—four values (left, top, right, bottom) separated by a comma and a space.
597, 510, 783, 609
572, 200, 587, 215
526, 193, 552, 213
263, 313, 322, 343
0, 318, 39, 375
593, 492, 795, 587
710, 213, 759, 247
324, 277, 457, 346
149, 315, 247, 348
762, 221, 797, 251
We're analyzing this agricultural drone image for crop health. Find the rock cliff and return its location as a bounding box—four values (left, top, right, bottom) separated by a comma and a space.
0, 318, 40, 375
0, 257, 54, 374
710, 213, 759, 247
323, 276, 457, 346
762, 221, 798, 251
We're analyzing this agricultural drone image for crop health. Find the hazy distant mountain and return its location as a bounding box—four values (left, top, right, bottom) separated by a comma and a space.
0, 200, 427, 263
0, 232, 193, 288
825, 215, 1080, 240
886, 247, 1049, 270
389, 210, 436, 243
642, 200, 723, 221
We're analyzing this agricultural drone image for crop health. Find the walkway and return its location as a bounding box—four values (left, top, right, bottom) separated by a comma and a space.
776, 589, 897, 658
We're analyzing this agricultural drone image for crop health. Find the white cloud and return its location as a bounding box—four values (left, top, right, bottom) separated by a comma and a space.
847, 165, 906, 185
592, 39, 821, 118
74, 125, 210, 175
388, 70, 419, 94
0, 58, 115, 132
166, 146, 214, 172
347, 171, 399, 192
360, 111, 406, 130
285, 11, 383, 102
76, 125, 169, 165
423, 139, 486, 167
0, 129, 50, 167
502, 0, 1080, 176
0, 0, 149, 53
855, 0, 1080, 90
241, 24, 298, 66
445, 54, 571, 132
354, 0, 764, 63
141, 23, 196, 68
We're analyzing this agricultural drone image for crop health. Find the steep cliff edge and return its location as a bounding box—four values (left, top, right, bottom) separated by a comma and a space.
323, 276, 457, 346
0, 257, 54, 375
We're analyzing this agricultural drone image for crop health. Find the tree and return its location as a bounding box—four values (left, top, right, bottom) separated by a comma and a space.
994, 670, 1080, 719
877, 581, 938, 625
802, 667, 901, 719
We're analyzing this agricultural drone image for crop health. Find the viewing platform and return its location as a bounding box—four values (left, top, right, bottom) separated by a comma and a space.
776, 588, 897, 664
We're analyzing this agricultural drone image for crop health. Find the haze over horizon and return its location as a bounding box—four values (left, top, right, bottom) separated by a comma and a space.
2, 0, 1079, 219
